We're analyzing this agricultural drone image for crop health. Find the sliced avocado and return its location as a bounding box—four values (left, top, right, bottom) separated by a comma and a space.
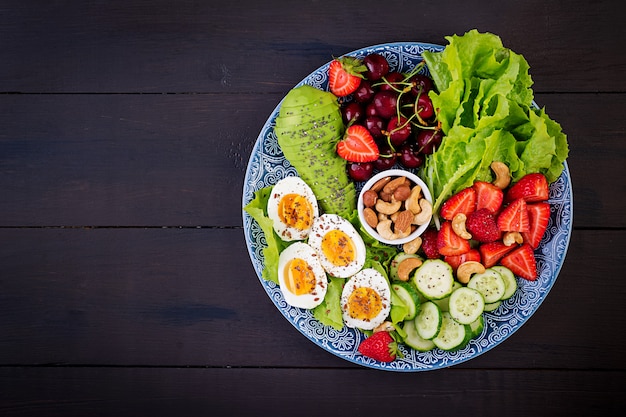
279, 85, 338, 113
275, 103, 342, 129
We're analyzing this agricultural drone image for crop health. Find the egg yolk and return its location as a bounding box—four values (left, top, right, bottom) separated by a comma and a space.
284, 258, 317, 296
278, 194, 314, 231
321, 230, 355, 267
347, 287, 382, 321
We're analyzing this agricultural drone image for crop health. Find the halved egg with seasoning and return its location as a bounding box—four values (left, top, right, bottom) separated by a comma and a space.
277, 242, 328, 309
340, 268, 391, 330
307, 213, 366, 278
267, 176, 319, 241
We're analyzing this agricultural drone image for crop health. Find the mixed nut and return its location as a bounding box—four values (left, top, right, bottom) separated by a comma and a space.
361, 175, 432, 242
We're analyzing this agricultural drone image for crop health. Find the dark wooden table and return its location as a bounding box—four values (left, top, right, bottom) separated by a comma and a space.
1, 0, 624, 415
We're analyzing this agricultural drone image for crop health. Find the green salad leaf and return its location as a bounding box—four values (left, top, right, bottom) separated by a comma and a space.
422, 30, 569, 213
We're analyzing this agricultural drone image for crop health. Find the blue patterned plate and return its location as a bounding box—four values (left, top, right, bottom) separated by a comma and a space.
242, 42, 573, 371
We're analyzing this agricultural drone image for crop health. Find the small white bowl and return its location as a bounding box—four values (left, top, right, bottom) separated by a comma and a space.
358, 169, 433, 245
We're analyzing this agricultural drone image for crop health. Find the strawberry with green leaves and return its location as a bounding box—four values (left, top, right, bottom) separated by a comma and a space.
336, 125, 379, 163
358, 331, 400, 362
328, 56, 367, 97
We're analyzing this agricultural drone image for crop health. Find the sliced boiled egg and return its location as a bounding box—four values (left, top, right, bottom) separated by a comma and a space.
277, 242, 328, 309
267, 176, 319, 241
307, 213, 366, 278
340, 268, 391, 330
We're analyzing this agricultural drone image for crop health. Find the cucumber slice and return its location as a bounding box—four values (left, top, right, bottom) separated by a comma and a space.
391, 281, 421, 320
490, 265, 518, 300
415, 301, 442, 340
469, 315, 485, 337
403, 317, 436, 352
389, 252, 423, 282
448, 287, 485, 325
412, 259, 454, 300
432, 312, 471, 351
431, 281, 461, 312
467, 269, 506, 303
484, 300, 502, 312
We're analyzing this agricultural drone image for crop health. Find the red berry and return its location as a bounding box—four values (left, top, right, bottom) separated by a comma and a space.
437, 221, 471, 256
466, 208, 501, 243
358, 331, 398, 362
500, 243, 538, 281
421, 228, 441, 259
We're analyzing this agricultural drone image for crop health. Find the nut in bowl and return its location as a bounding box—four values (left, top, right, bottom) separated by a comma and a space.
358, 169, 433, 245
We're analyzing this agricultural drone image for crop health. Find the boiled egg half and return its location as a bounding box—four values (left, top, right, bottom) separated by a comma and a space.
267, 176, 319, 241
277, 242, 328, 309
308, 213, 366, 278
340, 268, 391, 330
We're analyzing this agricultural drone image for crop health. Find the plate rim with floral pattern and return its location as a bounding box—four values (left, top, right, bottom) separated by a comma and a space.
241, 41, 573, 371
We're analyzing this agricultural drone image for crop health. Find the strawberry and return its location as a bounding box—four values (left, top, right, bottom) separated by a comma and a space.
421, 227, 441, 259
473, 181, 503, 214
328, 56, 367, 97
500, 243, 538, 281
437, 220, 471, 256
336, 125, 379, 162
466, 208, 501, 243
523, 202, 551, 249
505, 173, 549, 203
444, 248, 481, 272
478, 241, 516, 268
439, 187, 476, 221
497, 198, 530, 232
358, 331, 399, 362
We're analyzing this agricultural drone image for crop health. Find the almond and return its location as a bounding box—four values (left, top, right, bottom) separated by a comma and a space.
393, 210, 413, 236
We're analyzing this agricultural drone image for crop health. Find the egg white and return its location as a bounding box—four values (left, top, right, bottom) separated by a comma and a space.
307, 213, 366, 278
341, 268, 391, 330
267, 176, 319, 241
277, 242, 328, 309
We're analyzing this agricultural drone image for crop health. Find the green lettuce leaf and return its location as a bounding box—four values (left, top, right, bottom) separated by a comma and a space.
422, 29, 569, 211
312, 276, 344, 330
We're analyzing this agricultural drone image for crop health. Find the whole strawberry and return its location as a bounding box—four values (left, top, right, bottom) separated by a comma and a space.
420, 227, 441, 259
358, 331, 399, 362
466, 208, 501, 243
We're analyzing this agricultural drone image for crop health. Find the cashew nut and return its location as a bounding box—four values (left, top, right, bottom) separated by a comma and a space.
373, 321, 395, 333
376, 219, 400, 241
456, 261, 486, 284
503, 231, 524, 246
402, 236, 422, 255
491, 161, 511, 189
375, 199, 402, 215
452, 213, 472, 240
412, 199, 433, 225
397, 257, 423, 281
405, 185, 423, 215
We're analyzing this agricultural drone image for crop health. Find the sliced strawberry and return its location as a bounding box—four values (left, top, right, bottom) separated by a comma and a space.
523, 202, 551, 249
466, 208, 501, 243
336, 125, 379, 162
500, 243, 538, 281
437, 221, 471, 256
473, 181, 504, 214
497, 198, 530, 232
328, 57, 367, 97
444, 249, 481, 272
505, 173, 549, 203
439, 187, 477, 221
478, 241, 516, 268
420, 227, 441, 259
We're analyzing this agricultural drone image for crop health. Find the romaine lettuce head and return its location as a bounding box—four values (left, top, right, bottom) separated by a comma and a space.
421, 29, 568, 212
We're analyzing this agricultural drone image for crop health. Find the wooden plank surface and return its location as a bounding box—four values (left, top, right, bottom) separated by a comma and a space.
1, 92, 624, 227
1, 0, 625, 415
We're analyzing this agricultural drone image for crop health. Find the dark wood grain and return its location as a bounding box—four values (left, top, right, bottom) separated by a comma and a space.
1, 367, 623, 417
1, 0, 625, 415
1, 92, 624, 227
0, 228, 622, 370
1, 0, 624, 94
